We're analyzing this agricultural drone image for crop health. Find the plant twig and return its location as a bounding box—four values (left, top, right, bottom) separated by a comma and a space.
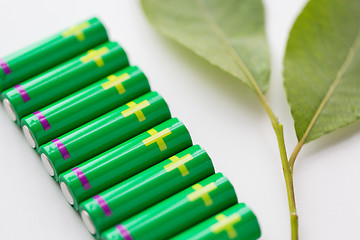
197, 1, 299, 238
256, 87, 298, 240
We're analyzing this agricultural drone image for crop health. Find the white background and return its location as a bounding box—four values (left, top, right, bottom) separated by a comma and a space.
0, 0, 359, 239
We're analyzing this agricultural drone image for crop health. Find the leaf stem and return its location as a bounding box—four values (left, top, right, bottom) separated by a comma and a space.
256, 87, 299, 240
289, 140, 303, 172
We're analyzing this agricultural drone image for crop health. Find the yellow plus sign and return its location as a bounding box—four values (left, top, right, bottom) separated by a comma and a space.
121, 100, 150, 122
187, 183, 217, 207
211, 213, 241, 239
61, 22, 90, 41
80, 47, 109, 67
101, 73, 130, 94
142, 128, 172, 151
164, 154, 193, 176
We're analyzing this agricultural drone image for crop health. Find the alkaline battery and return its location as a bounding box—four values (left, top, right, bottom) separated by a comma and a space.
100, 173, 238, 240
59, 118, 192, 210
0, 17, 108, 93
22, 66, 150, 150
40, 91, 170, 181
2, 41, 129, 125
79, 145, 215, 236
171, 203, 261, 240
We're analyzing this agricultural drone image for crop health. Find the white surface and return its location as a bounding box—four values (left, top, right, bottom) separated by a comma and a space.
0, 0, 359, 239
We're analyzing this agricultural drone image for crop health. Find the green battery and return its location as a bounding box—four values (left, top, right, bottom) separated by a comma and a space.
39, 91, 170, 181
100, 173, 238, 240
171, 203, 261, 240
59, 118, 192, 210
21, 65, 150, 150
79, 144, 215, 237
2, 41, 129, 125
0, 17, 108, 93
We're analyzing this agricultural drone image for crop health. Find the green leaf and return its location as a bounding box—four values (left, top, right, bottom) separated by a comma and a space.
141, 0, 270, 93
284, 0, 360, 143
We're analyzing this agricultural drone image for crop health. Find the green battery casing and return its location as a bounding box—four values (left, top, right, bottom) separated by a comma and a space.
171, 203, 261, 240
2, 41, 129, 125
59, 118, 193, 210
22, 65, 150, 150
100, 173, 238, 240
0, 17, 108, 93
79, 145, 215, 237
40, 91, 170, 181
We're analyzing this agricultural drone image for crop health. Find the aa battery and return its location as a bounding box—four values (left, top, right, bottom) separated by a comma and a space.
2, 41, 129, 125
171, 203, 261, 240
40, 91, 170, 181
100, 173, 238, 240
59, 118, 192, 210
0, 17, 108, 93
79, 145, 215, 236
22, 66, 150, 150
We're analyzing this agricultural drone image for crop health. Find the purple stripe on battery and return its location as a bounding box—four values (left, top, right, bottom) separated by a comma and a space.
72, 167, 91, 190
52, 139, 70, 160
0, 58, 11, 75
33, 111, 51, 131
14, 85, 31, 102
93, 195, 113, 217
116, 225, 133, 240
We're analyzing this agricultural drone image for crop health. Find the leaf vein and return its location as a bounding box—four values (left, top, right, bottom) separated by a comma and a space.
196, 0, 262, 95
299, 28, 360, 143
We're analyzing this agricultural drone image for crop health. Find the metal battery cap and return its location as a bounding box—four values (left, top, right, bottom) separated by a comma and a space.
81, 210, 96, 235
40, 153, 54, 176
22, 125, 36, 148
60, 181, 74, 205
3, 98, 16, 122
